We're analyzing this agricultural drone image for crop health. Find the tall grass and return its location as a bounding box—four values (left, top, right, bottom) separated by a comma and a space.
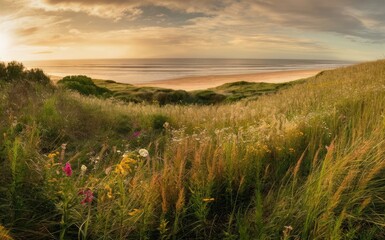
1, 60, 385, 239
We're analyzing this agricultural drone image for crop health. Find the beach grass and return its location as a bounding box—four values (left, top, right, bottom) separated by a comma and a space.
1, 60, 385, 239
90, 77, 301, 104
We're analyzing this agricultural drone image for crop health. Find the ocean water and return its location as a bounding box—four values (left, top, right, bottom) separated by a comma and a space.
24, 58, 353, 84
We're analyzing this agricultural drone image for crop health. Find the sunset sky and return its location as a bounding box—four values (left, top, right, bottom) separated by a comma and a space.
1, 0, 384, 61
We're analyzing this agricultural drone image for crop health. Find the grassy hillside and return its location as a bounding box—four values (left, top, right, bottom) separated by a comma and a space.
1, 60, 385, 239
59, 76, 301, 105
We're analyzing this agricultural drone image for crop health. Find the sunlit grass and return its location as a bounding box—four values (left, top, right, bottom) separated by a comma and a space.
1, 60, 385, 239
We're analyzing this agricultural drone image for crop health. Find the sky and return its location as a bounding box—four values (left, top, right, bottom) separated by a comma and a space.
0, 0, 385, 61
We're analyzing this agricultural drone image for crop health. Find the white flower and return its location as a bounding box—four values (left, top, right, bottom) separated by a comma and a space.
163, 122, 170, 129
138, 149, 149, 158
81, 165, 87, 174
105, 166, 112, 175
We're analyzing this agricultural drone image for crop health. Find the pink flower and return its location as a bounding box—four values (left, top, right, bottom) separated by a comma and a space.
132, 131, 141, 137
62, 162, 72, 176
133, 131, 141, 138
79, 189, 94, 205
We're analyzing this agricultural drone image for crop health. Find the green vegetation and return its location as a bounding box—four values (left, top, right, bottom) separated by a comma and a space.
0, 61, 51, 85
213, 80, 302, 102
58, 75, 112, 97
1, 60, 385, 239
60, 77, 298, 105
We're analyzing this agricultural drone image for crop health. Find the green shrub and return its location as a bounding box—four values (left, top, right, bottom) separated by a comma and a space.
193, 90, 226, 104
151, 114, 169, 130
6, 61, 25, 81
58, 75, 112, 97
0, 62, 6, 81
115, 115, 133, 135
25, 68, 51, 85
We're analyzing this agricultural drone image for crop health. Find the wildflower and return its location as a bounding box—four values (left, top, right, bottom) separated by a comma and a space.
163, 122, 169, 129
133, 131, 141, 138
62, 162, 72, 176
48, 152, 57, 159
60, 143, 67, 163
283, 225, 293, 237
202, 198, 215, 202
128, 208, 142, 216
79, 189, 94, 205
139, 149, 149, 158
81, 165, 87, 175
289, 148, 295, 153
105, 166, 112, 175
115, 155, 137, 176
284, 226, 293, 231
105, 185, 113, 199
115, 164, 128, 176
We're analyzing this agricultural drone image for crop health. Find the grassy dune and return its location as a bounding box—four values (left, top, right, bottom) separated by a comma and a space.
1, 60, 385, 239
59, 76, 300, 105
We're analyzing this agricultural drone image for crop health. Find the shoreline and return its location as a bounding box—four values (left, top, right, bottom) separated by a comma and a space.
136, 69, 324, 91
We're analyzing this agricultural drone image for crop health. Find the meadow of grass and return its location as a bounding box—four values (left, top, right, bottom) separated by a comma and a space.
1, 60, 385, 239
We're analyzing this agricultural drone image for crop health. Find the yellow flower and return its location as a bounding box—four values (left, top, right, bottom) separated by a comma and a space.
122, 155, 137, 164
115, 155, 137, 176
128, 208, 142, 216
104, 185, 113, 199
202, 198, 215, 202
115, 164, 128, 176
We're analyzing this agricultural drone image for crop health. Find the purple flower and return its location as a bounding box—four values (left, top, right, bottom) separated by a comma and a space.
133, 131, 141, 138
62, 162, 72, 176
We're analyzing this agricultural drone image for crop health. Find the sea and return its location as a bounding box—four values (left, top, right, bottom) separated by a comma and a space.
24, 58, 354, 84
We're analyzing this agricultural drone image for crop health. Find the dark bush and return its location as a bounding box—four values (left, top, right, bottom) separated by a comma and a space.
105, 80, 116, 83
152, 90, 191, 105
0, 62, 6, 80
25, 68, 51, 85
153, 92, 169, 106
151, 114, 169, 130
169, 90, 191, 103
192, 90, 226, 104
134, 91, 154, 102
6, 61, 25, 81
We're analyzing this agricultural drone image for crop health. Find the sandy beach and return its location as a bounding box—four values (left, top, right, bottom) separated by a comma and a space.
137, 69, 323, 90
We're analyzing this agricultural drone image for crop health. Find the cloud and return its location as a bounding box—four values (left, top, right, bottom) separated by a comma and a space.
2, 0, 384, 60
29, 0, 224, 20
23, 0, 385, 42
15, 27, 39, 36
246, 0, 385, 41
28, 0, 143, 20
33, 51, 53, 54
